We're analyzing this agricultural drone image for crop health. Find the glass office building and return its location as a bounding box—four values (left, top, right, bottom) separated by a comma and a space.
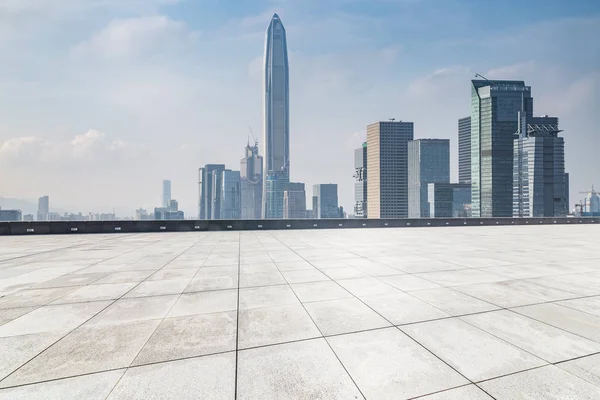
408, 139, 450, 218
471, 80, 533, 217
353, 142, 367, 218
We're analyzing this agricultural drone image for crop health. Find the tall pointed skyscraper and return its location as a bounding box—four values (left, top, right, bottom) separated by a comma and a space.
262, 13, 290, 219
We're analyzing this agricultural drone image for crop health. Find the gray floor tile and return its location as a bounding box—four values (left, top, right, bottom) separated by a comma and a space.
85, 295, 179, 327
402, 318, 546, 381
239, 271, 286, 287
327, 328, 468, 399
275, 261, 315, 271
237, 338, 362, 400
362, 292, 449, 325
0, 287, 76, 309
415, 270, 508, 287
290, 281, 353, 303
418, 385, 494, 399
304, 298, 391, 336
453, 282, 550, 308
133, 311, 236, 365
185, 273, 238, 292
281, 269, 330, 283
0, 301, 110, 337
239, 285, 299, 309
0, 331, 66, 381
319, 267, 369, 280
123, 279, 191, 298
514, 303, 600, 342
557, 296, 600, 316
0, 369, 125, 400
51, 283, 136, 304
462, 310, 600, 362
410, 288, 499, 316
480, 365, 600, 400
0, 320, 160, 387
168, 290, 237, 318
337, 277, 400, 297
34, 273, 107, 288
147, 268, 199, 281
238, 303, 321, 349
93, 271, 154, 284
0, 307, 36, 327
379, 274, 441, 291
108, 353, 235, 400
558, 353, 600, 387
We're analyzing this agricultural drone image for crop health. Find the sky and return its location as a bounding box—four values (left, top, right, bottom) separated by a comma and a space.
1, 0, 599, 217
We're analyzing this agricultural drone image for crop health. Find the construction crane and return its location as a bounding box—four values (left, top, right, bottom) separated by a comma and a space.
248, 126, 258, 147
578, 186, 598, 214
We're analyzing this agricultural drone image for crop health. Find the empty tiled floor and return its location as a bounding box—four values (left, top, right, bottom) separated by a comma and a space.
1, 225, 600, 399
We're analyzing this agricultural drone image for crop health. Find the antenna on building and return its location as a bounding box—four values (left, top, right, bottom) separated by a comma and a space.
474, 73, 498, 87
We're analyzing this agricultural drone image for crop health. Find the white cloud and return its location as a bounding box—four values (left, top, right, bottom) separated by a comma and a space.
487, 61, 536, 80
0, 130, 133, 167
71, 16, 192, 59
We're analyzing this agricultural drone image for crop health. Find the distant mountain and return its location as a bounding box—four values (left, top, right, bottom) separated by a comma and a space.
0, 197, 67, 216
0, 198, 37, 215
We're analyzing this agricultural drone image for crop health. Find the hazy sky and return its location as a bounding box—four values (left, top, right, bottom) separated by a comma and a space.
1, 0, 599, 217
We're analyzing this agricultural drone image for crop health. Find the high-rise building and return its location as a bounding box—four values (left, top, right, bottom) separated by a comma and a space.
241, 141, 263, 219
312, 196, 318, 219
283, 182, 306, 219
198, 164, 226, 219
221, 170, 241, 220
428, 183, 472, 218
458, 117, 471, 184
0, 208, 22, 222
367, 120, 414, 218
262, 14, 290, 219
162, 180, 171, 208
471, 80, 533, 217
408, 139, 450, 218
513, 114, 568, 217
154, 208, 184, 220
313, 184, 339, 219
37, 195, 49, 221
354, 142, 367, 218
168, 199, 179, 212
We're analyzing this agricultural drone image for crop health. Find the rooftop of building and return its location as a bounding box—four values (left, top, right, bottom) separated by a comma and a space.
1, 225, 600, 399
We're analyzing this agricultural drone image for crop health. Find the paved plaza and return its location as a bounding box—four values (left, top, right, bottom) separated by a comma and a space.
1, 225, 600, 399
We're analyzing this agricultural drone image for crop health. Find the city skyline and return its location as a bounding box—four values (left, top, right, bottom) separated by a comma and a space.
0, 1, 599, 216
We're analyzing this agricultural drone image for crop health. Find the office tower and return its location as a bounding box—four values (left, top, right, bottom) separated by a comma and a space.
313, 184, 339, 218
366, 120, 414, 218
0, 208, 22, 222
471, 80, 533, 217
168, 199, 179, 212
37, 195, 49, 221
283, 182, 306, 219
354, 142, 367, 218
428, 183, 472, 218
564, 173, 570, 212
22, 214, 34, 222
162, 180, 171, 208
198, 164, 225, 219
513, 114, 568, 217
458, 117, 471, 184
408, 139, 450, 218
134, 209, 149, 220
221, 170, 241, 220
312, 196, 318, 219
241, 141, 263, 219
262, 13, 290, 219
154, 208, 184, 220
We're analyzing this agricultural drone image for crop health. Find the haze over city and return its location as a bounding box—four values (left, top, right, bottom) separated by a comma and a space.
1, 0, 599, 217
